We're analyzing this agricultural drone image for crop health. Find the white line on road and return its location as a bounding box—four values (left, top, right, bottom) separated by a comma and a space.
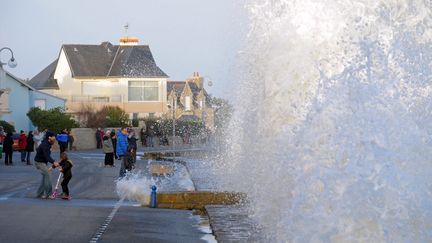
89, 197, 124, 243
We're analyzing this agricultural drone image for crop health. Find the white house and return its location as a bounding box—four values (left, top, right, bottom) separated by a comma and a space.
29, 37, 169, 119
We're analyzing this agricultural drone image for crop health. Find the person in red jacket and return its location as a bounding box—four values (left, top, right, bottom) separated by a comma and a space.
18, 130, 27, 163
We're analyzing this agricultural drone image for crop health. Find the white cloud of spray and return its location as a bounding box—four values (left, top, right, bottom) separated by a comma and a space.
215, 0, 432, 242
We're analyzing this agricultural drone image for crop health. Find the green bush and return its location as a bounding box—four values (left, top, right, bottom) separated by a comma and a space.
0, 120, 14, 133
103, 106, 129, 127
27, 107, 78, 132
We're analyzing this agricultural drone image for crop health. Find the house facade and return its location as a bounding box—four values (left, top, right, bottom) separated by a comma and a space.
0, 70, 65, 131
29, 37, 214, 129
29, 37, 169, 120
167, 72, 214, 129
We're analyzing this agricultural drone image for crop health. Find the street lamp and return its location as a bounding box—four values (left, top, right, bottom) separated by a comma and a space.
201, 76, 213, 129
167, 97, 177, 161
0, 47, 17, 89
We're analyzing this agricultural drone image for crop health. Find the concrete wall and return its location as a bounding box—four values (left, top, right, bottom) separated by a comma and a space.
69, 127, 205, 150
71, 128, 98, 150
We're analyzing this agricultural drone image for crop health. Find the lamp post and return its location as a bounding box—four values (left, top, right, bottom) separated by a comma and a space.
0, 47, 18, 87
167, 98, 176, 161
201, 76, 213, 129
0, 47, 17, 116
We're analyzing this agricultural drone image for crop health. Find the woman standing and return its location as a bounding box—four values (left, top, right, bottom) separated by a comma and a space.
111, 129, 118, 160
25, 131, 34, 165
103, 131, 114, 167
18, 130, 27, 162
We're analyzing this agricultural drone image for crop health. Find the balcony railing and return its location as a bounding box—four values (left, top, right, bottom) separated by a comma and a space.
69, 95, 123, 103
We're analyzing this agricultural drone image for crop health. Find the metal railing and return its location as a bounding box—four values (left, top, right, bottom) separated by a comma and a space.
70, 95, 122, 103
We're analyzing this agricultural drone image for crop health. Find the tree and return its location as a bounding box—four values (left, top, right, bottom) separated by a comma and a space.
0, 120, 14, 133
75, 104, 108, 128
27, 107, 78, 132
209, 96, 234, 131
103, 106, 129, 127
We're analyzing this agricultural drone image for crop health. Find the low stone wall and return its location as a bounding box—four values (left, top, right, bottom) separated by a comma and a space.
71, 128, 98, 150
68, 128, 203, 150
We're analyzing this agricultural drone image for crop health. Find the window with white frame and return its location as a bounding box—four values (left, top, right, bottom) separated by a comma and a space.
128, 81, 159, 101
34, 99, 46, 110
185, 96, 191, 111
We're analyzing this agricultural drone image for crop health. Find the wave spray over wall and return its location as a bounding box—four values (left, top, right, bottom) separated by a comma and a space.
216, 1, 432, 242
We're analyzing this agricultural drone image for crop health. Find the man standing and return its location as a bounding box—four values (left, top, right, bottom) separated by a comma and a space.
95, 128, 102, 149
34, 131, 59, 199
116, 127, 129, 177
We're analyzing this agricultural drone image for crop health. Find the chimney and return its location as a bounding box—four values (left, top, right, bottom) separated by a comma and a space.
119, 36, 139, 46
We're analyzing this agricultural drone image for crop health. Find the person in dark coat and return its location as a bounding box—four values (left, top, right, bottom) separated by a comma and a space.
18, 130, 27, 162
3, 132, 14, 166
25, 131, 34, 165
52, 152, 73, 200
34, 131, 59, 199
111, 129, 118, 160
117, 127, 129, 177
128, 131, 138, 164
95, 128, 102, 149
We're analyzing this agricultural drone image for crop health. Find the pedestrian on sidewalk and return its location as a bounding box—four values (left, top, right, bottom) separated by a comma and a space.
128, 131, 138, 164
57, 129, 68, 154
34, 131, 59, 199
52, 152, 73, 200
95, 128, 103, 149
116, 127, 129, 177
147, 126, 155, 147
67, 129, 76, 151
103, 130, 114, 167
124, 146, 135, 173
25, 131, 34, 165
3, 132, 14, 166
18, 130, 27, 162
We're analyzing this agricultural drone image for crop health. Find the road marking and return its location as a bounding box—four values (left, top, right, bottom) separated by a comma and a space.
89, 197, 124, 243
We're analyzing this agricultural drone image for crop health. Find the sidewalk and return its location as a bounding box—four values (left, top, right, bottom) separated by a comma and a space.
173, 156, 263, 242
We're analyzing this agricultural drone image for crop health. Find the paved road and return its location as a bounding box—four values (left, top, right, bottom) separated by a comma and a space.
0, 150, 213, 243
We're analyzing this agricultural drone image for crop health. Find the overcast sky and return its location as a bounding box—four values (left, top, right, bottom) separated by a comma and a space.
0, 0, 248, 99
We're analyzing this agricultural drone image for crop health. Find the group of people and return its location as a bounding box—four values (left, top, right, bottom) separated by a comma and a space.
1, 128, 75, 166
100, 127, 137, 178
1, 129, 43, 166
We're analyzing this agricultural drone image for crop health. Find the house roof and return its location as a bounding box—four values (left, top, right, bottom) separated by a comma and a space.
167, 81, 187, 96
28, 59, 59, 90
63, 43, 168, 78
6, 71, 66, 101
30, 41, 168, 89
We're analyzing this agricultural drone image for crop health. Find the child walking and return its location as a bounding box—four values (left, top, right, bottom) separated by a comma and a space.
54, 152, 73, 200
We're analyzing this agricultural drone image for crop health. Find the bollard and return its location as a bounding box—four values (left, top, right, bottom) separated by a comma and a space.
151, 185, 157, 208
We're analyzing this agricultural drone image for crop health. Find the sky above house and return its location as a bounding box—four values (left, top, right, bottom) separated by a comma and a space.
0, 0, 248, 100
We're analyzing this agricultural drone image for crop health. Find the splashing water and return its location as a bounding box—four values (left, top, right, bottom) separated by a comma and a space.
216, 0, 432, 242
116, 172, 154, 205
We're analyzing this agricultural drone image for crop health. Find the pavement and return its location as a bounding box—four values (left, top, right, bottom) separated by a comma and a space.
0, 148, 216, 243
